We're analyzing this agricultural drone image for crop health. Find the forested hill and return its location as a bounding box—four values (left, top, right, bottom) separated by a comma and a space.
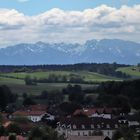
0, 63, 130, 78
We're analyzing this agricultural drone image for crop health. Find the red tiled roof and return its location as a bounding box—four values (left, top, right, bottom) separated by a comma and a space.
28, 104, 47, 111
73, 108, 116, 116
0, 136, 25, 140
13, 110, 46, 116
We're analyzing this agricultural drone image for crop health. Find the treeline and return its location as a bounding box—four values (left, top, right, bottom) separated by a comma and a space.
34, 84, 97, 107
96, 79, 140, 110
24, 74, 86, 85
0, 124, 64, 140
0, 85, 17, 111
0, 63, 130, 78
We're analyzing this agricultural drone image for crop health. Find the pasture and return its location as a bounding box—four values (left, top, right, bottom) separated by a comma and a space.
117, 66, 140, 77
0, 70, 120, 96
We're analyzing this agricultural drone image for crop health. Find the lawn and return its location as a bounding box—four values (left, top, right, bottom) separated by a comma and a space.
117, 66, 140, 77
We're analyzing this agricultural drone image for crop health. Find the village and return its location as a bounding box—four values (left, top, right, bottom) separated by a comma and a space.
0, 103, 140, 140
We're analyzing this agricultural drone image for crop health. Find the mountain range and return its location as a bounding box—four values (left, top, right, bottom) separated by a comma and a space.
0, 39, 140, 65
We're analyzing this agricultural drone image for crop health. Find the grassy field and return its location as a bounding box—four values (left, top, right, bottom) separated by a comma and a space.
0, 70, 118, 82
0, 76, 96, 96
117, 66, 140, 77
0, 70, 120, 96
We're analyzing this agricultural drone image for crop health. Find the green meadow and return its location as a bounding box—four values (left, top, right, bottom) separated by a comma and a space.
0, 70, 118, 81
0, 70, 120, 96
117, 66, 140, 77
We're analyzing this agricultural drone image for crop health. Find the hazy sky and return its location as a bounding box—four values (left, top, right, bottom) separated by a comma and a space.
0, 0, 140, 47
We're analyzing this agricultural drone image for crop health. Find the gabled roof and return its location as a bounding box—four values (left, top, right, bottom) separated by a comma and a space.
73, 108, 116, 116
28, 104, 47, 111
13, 110, 46, 116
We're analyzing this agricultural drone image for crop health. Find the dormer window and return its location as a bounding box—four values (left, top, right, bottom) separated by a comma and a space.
97, 124, 100, 128
106, 124, 110, 128
67, 125, 71, 129
115, 124, 118, 128
73, 125, 77, 129
82, 125, 85, 129
91, 124, 94, 129
101, 122, 104, 128
61, 124, 66, 128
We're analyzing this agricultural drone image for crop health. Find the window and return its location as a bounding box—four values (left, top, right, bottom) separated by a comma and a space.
88, 131, 92, 136
107, 131, 110, 136
106, 124, 110, 128
97, 124, 100, 128
82, 125, 85, 129
73, 125, 76, 129
78, 132, 80, 136
91, 124, 94, 129
115, 124, 118, 128
83, 132, 86, 136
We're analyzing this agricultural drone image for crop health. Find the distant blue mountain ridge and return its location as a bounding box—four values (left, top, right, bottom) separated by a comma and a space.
0, 39, 140, 65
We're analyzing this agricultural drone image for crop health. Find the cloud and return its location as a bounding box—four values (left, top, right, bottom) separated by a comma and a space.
0, 5, 140, 47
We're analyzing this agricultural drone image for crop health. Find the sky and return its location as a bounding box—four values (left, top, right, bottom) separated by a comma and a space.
0, 0, 140, 47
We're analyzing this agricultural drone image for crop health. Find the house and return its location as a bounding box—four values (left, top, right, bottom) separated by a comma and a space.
12, 104, 49, 122
57, 117, 119, 139
13, 110, 46, 122
117, 113, 140, 127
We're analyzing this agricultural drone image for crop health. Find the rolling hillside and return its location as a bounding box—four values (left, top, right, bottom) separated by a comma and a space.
117, 66, 140, 77
0, 71, 120, 95
0, 71, 118, 82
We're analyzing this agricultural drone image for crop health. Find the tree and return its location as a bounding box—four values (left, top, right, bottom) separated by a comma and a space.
25, 75, 37, 85
68, 85, 85, 104
25, 75, 32, 85
40, 90, 48, 99
0, 113, 3, 124
48, 74, 58, 83
47, 90, 64, 105
28, 126, 65, 140
22, 92, 28, 99
138, 134, 140, 140
28, 127, 44, 139
84, 96, 94, 105
6, 123, 21, 135
9, 134, 16, 140
112, 126, 135, 140
0, 85, 17, 110
23, 97, 36, 106
0, 125, 5, 136
59, 102, 81, 115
